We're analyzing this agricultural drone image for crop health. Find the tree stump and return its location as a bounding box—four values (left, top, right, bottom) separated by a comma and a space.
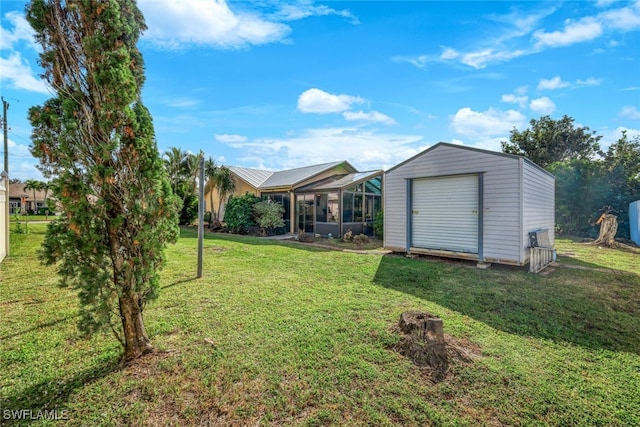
394, 311, 449, 382
591, 213, 618, 247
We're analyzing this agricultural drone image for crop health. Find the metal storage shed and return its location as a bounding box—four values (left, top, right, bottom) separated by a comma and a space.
384, 142, 555, 266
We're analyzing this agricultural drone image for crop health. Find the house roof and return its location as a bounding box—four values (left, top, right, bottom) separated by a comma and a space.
299, 170, 383, 191
228, 161, 359, 190
8, 182, 48, 201
260, 161, 354, 189
228, 166, 274, 188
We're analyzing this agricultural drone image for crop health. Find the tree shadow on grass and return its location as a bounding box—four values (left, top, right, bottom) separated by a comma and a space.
373, 254, 640, 355
0, 315, 79, 340
2, 357, 120, 425
162, 276, 198, 290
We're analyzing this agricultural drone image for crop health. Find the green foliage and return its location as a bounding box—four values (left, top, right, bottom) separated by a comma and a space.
502, 115, 602, 168
548, 160, 608, 236
253, 200, 285, 229
12, 214, 29, 234
549, 132, 640, 238
374, 209, 383, 238
224, 193, 260, 233
163, 147, 201, 225
503, 117, 639, 239
26, 0, 179, 355
180, 193, 199, 226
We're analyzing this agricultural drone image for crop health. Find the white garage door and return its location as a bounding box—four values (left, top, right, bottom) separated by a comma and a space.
411, 174, 479, 253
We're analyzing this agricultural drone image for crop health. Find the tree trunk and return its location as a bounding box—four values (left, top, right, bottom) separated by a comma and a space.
592, 214, 618, 247
119, 292, 153, 362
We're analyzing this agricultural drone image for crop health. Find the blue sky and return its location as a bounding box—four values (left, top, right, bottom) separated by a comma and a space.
1, 0, 639, 181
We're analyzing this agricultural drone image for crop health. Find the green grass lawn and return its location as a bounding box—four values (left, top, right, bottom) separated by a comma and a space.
9, 215, 57, 223
1, 228, 639, 426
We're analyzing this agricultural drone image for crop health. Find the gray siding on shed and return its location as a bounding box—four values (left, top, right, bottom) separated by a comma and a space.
384, 143, 554, 266
521, 160, 555, 262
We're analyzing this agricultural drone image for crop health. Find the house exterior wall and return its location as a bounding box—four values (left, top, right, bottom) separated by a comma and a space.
384, 144, 525, 264
521, 159, 555, 262
205, 177, 258, 220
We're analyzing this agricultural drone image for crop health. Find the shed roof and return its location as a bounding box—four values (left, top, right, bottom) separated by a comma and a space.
385, 142, 554, 178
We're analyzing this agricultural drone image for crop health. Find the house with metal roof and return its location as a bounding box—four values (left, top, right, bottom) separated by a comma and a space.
205, 161, 383, 236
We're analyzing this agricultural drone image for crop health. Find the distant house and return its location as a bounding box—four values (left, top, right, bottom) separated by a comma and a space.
9, 182, 49, 215
384, 142, 555, 266
206, 161, 383, 236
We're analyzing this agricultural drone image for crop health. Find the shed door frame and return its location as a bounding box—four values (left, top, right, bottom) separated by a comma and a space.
407, 173, 484, 260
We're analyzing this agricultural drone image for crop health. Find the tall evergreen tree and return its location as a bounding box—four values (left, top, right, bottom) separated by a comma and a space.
27, 0, 179, 361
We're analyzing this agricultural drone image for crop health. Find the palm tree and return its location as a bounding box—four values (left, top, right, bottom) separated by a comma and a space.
204, 157, 218, 221
23, 179, 43, 214
163, 147, 187, 194
42, 181, 52, 219
214, 166, 236, 221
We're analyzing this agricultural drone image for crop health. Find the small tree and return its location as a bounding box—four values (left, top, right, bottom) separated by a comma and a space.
27, 0, 180, 361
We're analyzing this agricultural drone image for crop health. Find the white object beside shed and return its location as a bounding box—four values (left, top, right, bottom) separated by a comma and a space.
384, 143, 555, 266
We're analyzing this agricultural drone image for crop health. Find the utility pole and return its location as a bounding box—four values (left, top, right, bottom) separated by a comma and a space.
2, 97, 9, 258
2, 97, 7, 173
197, 151, 204, 278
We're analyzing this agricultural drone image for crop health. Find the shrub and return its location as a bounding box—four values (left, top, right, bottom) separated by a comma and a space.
374, 210, 383, 238
179, 193, 198, 225
253, 200, 285, 229
224, 193, 260, 234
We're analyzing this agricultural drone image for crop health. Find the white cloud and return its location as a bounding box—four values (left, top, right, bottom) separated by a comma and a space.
139, 0, 291, 49
272, 4, 359, 24
214, 133, 248, 143
576, 77, 602, 86
0, 11, 48, 95
0, 52, 49, 94
397, 2, 640, 71
297, 88, 364, 114
533, 17, 603, 48
501, 93, 529, 109
9, 161, 44, 182
163, 97, 200, 108
342, 110, 397, 125
440, 47, 459, 60
600, 2, 640, 31
223, 127, 425, 171
600, 126, 640, 151
0, 11, 37, 50
391, 54, 429, 70
529, 97, 556, 115
460, 48, 528, 69
619, 106, 640, 120
537, 76, 570, 90
450, 107, 526, 138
